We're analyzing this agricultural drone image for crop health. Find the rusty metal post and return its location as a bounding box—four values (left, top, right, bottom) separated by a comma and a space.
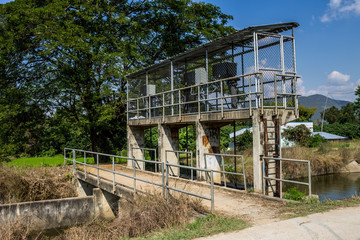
274, 117, 280, 197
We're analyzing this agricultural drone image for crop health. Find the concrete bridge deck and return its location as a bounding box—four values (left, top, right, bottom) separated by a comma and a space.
76, 164, 284, 225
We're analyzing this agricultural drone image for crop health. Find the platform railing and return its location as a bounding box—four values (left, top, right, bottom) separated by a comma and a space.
64, 148, 214, 213
127, 72, 264, 120
127, 72, 299, 121
262, 156, 311, 198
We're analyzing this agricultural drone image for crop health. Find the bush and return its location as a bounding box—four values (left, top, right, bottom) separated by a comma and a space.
283, 125, 327, 147
283, 187, 305, 201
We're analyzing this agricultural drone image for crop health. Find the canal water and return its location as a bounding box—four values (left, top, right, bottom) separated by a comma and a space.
284, 173, 360, 201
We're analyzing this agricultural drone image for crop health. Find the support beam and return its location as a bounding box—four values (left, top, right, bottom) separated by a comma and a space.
127, 125, 146, 169
252, 110, 264, 192
196, 121, 221, 183
158, 124, 180, 176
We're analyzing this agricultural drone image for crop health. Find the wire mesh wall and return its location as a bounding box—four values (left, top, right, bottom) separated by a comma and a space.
127, 30, 298, 120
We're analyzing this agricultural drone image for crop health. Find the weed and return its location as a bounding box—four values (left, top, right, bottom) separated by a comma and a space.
283, 187, 305, 201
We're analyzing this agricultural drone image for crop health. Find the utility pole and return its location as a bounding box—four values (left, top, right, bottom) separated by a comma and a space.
321, 93, 329, 132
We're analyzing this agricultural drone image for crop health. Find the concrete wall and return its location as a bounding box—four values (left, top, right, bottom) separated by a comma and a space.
127, 125, 146, 169
0, 177, 122, 231
196, 121, 222, 183
158, 124, 180, 176
0, 196, 95, 230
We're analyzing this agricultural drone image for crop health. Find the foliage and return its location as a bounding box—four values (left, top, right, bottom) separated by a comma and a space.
0, 0, 234, 157
354, 85, 360, 119
297, 105, 317, 122
314, 122, 360, 139
280, 196, 360, 219
322, 103, 357, 124
283, 187, 305, 201
283, 124, 326, 147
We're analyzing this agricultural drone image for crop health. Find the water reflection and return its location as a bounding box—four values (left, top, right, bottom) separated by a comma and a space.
284, 173, 360, 201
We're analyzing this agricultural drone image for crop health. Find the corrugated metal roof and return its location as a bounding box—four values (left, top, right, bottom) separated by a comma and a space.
312, 132, 348, 140
126, 22, 299, 79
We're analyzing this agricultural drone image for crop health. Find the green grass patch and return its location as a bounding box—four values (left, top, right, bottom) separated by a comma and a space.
6, 155, 96, 167
280, 196, 360, 219
137, 214, 249, 240
6, 155, 65, 167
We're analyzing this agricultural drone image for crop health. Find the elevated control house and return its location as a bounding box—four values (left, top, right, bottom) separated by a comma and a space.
126, 22, 300, 194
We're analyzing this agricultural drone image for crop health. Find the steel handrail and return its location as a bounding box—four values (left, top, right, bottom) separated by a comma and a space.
262, 157, 311, 198
64, 148, 215, 214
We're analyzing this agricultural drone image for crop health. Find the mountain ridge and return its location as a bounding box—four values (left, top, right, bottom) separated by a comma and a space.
298, 94, 350, 121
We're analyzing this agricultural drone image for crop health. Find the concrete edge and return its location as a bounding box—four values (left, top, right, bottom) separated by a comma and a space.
0, 195, 94, 208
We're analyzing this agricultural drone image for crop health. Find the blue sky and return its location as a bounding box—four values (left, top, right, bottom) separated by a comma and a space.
201, 0, 360, 101
1, 0, 359, 101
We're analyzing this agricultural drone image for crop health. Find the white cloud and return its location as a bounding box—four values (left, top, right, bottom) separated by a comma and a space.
297, 78, 306, 95
330, 0, 342, 9
306, 70, 356, 101
327, 70, 350, 85
321, 0, 360, 22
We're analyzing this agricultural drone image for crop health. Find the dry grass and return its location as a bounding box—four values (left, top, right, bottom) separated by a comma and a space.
0, 165, 76, 204
53, 192, 203, 239
281, 140, 360, 178
0, 219, 42, 240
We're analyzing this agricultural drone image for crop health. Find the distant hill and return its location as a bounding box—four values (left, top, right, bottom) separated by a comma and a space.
298, 94, 350, 121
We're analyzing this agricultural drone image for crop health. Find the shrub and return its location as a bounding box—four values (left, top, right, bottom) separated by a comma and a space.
283, 187, 305, 201
283, 125, 327, 147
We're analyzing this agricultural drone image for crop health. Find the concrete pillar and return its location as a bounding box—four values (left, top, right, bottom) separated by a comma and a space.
127, 125, 145, 169
196, 121, 221, 183
93, 188, 118, 220
158, 124, 180, 176
252, 110, 264, 192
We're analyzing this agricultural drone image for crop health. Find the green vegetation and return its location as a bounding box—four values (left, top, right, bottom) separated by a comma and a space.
7, 155, 65, 167
283, 124, 327, 148
280, 196, 360, 219
283, 187, 306, 201
140, 214, 249, 240
0, 0, 234, 160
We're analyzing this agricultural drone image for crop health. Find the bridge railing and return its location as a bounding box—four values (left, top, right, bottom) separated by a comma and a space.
64, 148, 214, 213
262, 156, 311, 198
130, 147, 158, 172
165, 150, 194, 180
204, 153, 247, 190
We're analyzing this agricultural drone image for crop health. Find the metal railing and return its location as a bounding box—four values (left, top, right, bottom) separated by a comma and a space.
165, 163, 214, 213
204, 153, 246, 190
131, 147, 158, 172
64, 148, 214, 213
262, 157, 311, 198
128, 72, 265, 120
127, 72, 299, 121
165, 150, 194, 179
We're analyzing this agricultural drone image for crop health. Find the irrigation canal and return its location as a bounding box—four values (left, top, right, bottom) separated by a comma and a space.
285, 172, 360, 201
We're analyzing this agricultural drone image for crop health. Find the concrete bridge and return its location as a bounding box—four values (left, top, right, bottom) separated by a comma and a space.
66, 148, 288, 225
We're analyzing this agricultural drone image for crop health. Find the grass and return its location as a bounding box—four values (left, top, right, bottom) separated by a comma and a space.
7, 155, 65, 167
6, 155, 97, 167
279, 196, 360, 219
139, 214, 249, 240
0, 165, 76, 204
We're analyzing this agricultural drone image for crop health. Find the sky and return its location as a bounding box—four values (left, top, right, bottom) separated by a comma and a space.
1, 0, 359, 101
200, 0, 360, 102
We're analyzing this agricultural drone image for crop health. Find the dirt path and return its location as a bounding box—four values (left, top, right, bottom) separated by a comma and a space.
83, 164, 284, 225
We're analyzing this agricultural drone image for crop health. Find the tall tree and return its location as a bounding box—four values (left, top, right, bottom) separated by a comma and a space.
0, 0, 234, 154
